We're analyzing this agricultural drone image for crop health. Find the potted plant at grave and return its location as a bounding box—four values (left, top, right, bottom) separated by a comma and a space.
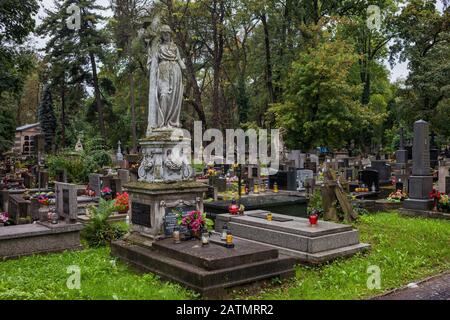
101, 187, 113, 200
177, 210, 214, 239
429, 189, 441, 211
438, 194, 449, 213
114, 192, 129, 214
387, 190, 408, 203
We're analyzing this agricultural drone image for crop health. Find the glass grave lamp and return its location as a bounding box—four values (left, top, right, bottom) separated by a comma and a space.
226, 230, 234, 248
228, 199, 239, 215
221, 223, 228, 241
273, 182, 279, 193
201, 229, 210, 246
173, 226, 181, 244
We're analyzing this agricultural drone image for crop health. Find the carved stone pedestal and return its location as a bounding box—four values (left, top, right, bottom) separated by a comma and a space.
138, 130, 193, 183
125, 181, 208, 241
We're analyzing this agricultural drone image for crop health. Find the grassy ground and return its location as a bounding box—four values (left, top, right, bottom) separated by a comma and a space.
0, 212, 448, 300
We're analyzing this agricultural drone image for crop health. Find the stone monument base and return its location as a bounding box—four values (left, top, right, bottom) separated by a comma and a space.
403, 199, 434, 211
124, 181, 208, 241
111, 235, 295, 297
403, 175, 433, 211
215, 211, 370, 265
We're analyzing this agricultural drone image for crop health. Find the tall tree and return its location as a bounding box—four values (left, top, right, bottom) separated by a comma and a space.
390, 0, 449, 136
269, 34, 374, 150
0, 0, 38, 152
111, 0, 150, 152
38, 86, 57, 153
38, 0, 108, 143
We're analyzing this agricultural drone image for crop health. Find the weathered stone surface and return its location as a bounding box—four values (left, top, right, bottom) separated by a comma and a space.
216, 211, 352, 237
215, 211, 370, 264
55, 182, 84, 223
404, 120, 434, 211
111, 235, 295, 297
152, 235, 279, 271
125, 181, 208, 238
0, 222, 83, 260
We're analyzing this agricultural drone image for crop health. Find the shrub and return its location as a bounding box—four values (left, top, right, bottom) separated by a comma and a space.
82, 199, 128, 247
307, 189, 324, 216
46, 149, 112, 184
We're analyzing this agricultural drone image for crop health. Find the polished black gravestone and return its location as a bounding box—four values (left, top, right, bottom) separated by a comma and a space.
359, 169, 379, 191
111, 235, 295, 297
268, 171, 297, 191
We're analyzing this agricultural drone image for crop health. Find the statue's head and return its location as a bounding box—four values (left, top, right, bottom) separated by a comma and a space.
160, 25, 172, 42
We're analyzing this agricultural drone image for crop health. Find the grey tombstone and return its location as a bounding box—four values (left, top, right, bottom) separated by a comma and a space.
404, 120, 433, 210
55, 182, 79, 223
118, 169, 130, 185
396, 127, 408, 164
369, 160, 391, 185
209, 176, 227, 193
89, 174, 102, 197
110, 178, 123, 197
297, 169, 314, 190
39, 171, 49, 189
287, 150, 302, 169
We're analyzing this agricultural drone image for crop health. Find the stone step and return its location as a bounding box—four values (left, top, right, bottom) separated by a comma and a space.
152, 234, 279, 271
229, 235, 370, 265
111, 240, 295, 297
226, 221, 360, 254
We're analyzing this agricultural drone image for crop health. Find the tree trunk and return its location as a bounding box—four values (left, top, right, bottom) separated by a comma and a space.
89, 52, 106, 141
60, 77, 66, 149
261, 13, 275, 104
211, 0, 225, 129
362, 72, 371, 105
128, 39, 137, 153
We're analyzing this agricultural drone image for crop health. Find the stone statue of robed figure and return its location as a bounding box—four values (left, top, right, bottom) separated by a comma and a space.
146, 24, 186, 133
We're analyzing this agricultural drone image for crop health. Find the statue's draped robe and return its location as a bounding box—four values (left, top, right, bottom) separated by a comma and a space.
151, 42, 183, 128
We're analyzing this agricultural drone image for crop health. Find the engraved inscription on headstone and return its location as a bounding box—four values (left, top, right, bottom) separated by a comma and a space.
132, 202, 152, 228
164, 206, 195, 236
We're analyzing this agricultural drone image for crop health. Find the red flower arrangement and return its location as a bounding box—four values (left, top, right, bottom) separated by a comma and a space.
114, 192, 129, 213
177, 210, 214, 236
429, 189, 442, 211
429, 189, 441, 201
37, 194, 51, 206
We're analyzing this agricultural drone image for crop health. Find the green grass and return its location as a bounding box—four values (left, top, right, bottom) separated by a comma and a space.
0, 247, 197, 300
0, 212, 448, 300
232, 212, 450, 300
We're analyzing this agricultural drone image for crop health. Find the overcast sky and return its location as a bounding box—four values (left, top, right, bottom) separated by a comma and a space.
31, 0, 446, 83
